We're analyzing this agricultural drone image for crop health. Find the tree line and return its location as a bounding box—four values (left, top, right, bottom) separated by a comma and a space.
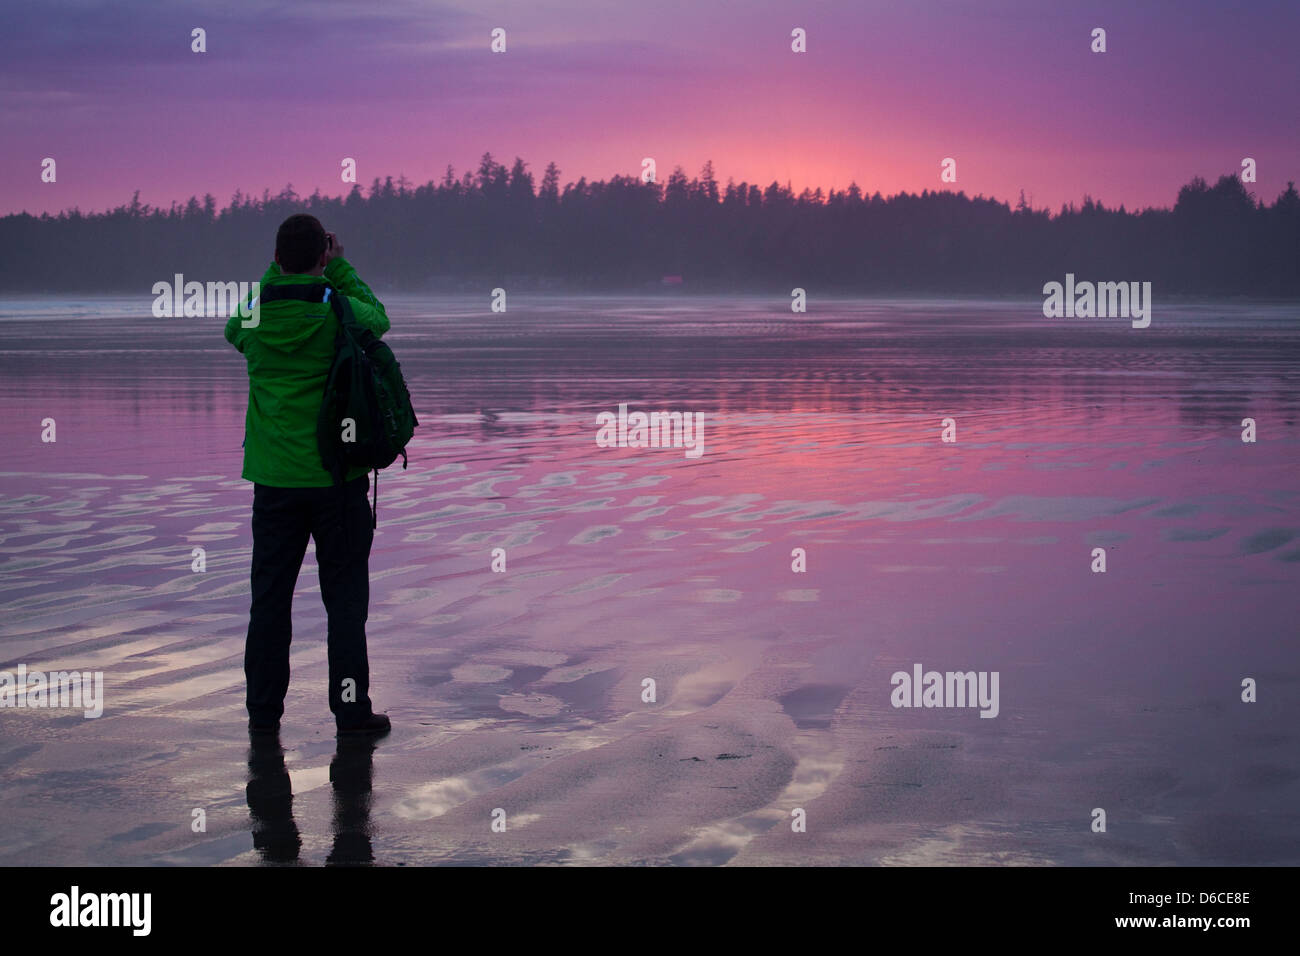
1, 154, 1296, 295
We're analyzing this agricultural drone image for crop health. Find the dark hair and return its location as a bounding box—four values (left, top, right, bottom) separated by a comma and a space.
275, 214, 327, 273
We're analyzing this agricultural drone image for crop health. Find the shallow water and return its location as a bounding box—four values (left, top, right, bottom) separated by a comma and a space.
0, 295, 1297, 865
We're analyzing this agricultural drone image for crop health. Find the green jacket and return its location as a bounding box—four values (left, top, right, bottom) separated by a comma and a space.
224, 256, 390, 487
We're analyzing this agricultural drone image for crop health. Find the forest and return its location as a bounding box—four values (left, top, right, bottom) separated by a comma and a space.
1, 154, 1297, 296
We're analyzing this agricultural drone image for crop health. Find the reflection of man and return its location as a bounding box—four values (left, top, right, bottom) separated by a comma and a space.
224, 214, 390, 736
246, 735, 377, 866
246, 737, 301, 863
327, 738, 379, 866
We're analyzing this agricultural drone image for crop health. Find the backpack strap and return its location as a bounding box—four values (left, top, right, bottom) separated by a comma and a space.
325, 285, 359, 330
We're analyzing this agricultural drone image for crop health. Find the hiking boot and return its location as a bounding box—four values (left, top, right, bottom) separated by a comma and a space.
337, 713, 391, 737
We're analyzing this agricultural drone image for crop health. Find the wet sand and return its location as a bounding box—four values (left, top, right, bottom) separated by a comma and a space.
0, 296, 1297, 865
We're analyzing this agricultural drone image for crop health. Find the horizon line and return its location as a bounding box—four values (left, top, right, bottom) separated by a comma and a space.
8, 160, 1297, 222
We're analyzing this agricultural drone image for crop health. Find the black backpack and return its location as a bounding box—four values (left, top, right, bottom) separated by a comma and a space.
259, 282, 418, 527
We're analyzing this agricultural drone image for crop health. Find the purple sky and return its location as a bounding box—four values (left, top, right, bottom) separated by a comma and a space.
2, 0, 1297, 216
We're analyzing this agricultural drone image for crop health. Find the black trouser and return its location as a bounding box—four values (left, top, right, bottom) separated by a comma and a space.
245, 474, 375, 728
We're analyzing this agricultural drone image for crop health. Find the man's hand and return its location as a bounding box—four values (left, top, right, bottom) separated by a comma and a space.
323, 232, 344, 264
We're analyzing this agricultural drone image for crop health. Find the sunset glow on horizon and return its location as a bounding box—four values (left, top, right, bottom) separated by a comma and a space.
2, 0, 1297, 217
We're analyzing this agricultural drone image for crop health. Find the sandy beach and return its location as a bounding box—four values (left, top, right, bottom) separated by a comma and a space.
1, 296, 1297, 865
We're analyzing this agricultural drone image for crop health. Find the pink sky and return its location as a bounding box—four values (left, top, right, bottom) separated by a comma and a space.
2, 0, 1297, 216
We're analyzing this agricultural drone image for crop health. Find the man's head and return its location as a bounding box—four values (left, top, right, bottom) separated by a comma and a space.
275, 214, 328, 274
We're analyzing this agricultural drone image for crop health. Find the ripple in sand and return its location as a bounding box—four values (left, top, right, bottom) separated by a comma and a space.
556, 573, 628, 595
694, 589, 743, 602
3, 583, 148, 612
569, 526, 621, 544
76, 551, 178, 572
187, 522, 239, 533
542, 663, 616, 683
1, 520, 96, 537
0, 472, 147, 481
619, 587, 664, 598
61, 534, 155, 553
1086, 530, 1130, 546
2, 535, 87, 553
451, 663, 513, 682
0, 577, 55, 594
383, 586, 442, 604
142, 574, 221, 598
879, 823, 1059, 866
122, 484, 191, 500
393, 777, 477, 820
1164, 527, 1229, 542
0, 556, 73, 572
1240, 528, 1296, 554
689, 497, 765, 518
453, 530, 507, 545
668, 818, 773, 866
168, 506, 246, 518
476, 650, 567, 668
180, 579, 248, 600
498, 693, 565, 716
960, 494, 1159, 522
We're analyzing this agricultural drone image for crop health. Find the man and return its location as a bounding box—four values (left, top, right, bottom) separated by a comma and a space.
224, 213, 391, 737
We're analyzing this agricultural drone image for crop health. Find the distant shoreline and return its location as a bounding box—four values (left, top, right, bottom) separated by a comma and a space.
2, 166, 1297, 298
